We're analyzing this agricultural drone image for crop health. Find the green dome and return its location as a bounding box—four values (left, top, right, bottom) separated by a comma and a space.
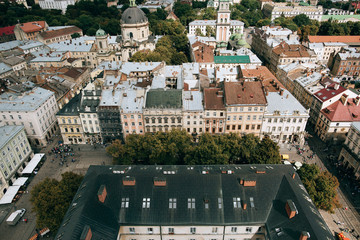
96, 28, 106, 37
237, 34, 250, 48
216, 43, 221, 48
230, 33, 241, 41
220, 42, 227, 47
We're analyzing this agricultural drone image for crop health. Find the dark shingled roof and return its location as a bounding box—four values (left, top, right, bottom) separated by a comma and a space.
56, 165, 334, 240
56, 93, 81, 116
145, 89, 182, 109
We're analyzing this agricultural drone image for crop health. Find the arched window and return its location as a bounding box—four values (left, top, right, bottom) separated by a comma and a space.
129, 32, 133, 38
99, 41, 103, 49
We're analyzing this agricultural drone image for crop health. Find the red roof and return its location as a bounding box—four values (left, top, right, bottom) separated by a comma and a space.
19, 21, 46, 33
321, 97, 360, 122
314, 83, 346, 102
308, 35, 360, 43
204, 88, 225, 110
0, 25, 15, 36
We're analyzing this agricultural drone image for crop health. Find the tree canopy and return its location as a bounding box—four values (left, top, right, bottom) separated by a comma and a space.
106, 130, 281, 165
298, 164, 341, 213
30, 172, 83, 232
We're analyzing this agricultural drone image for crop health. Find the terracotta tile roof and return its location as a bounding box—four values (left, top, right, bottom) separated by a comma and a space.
321, 97, 360, 122
193, 43, 214, 63
224, 81, 267, 105
0, 25, 15, 36
314, 82, 346, 102
38, 26, 82, 40
240, 66, 284, 92
308, 35, 360, 43
272, 42, 310, 58
204, 88, 225, 110
19, 21, 47, 33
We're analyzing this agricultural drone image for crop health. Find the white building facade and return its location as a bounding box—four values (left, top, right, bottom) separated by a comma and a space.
0, 126, 33, 197
0, 87, 59, 147
38, 0, 77, 14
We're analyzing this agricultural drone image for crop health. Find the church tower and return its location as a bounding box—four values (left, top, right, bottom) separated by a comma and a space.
216, 0, 231, 42
95, 28, 109, 55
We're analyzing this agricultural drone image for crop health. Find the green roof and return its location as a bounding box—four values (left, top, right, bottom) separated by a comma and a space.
322, 14, 360, 21
145, 89, 182, 109
214, 55, 251, 64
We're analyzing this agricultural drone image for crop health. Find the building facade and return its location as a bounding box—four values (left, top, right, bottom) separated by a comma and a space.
338, 122, 360, 179
0, 87, 59, 147
204, 88, 226, 134
0, 126, 33, 197
224, 81, 267, 136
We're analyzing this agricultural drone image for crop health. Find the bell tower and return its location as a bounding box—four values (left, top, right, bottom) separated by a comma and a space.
216, 0, 231, 42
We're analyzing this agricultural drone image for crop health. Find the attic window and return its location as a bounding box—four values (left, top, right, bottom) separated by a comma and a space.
169, 198, 177, 209
204, 198, 209, 209
188, 198, 195, 209
142, 198, 150, 208
250, 197, 255, 208
233, 197, 241, 208
121, 197, 129, 208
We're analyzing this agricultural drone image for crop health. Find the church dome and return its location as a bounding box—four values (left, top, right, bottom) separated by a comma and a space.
96, 28, 106, 37
121, 7, 148, 25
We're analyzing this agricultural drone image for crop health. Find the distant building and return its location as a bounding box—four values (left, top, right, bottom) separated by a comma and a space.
189, 0, 244, 42
0, 125, 32, 198
329, 48, 360, 80
204, 88, 226, 134
144, 89, 183, 133
14, 21, 48, 41
55, 164, 335, 240
338, 122, 360, 179
308, 35, 360, 50
0, 87, 59, 147
224, 81, 267, 136
315, 94, 360, 142
262, 3, 323, 21
36, 26, 83, 44
182, 91, 204, 136
321, 14, 360, 23
38, 0, 78, 14
262, 90, 309, 145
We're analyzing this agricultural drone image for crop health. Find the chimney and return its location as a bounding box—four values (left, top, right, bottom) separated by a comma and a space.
80, 225, 92, 240
123, 176, 136, 186
242, 202, 247, 210
285, 200, 298, 219
217, 90, 223, 97
356, 96, 360, 106
239, 179, 244, 185
334, 83, 339, 90
154, 177, 166, 186
292, 173, 296, 179
280, 89, 284, 96
299, 231, 310, 240
97, 185, 107, 203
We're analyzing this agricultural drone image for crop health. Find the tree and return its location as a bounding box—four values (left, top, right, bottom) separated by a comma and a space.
71, 33, 81, 39
206, 25, 215, 37
195, 27, 204, 36
293, 14, 311, 27
298, 164, 341, 213
30, 172, 83, 232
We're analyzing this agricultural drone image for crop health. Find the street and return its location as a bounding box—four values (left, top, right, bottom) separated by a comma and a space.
279, 131, 360, 240
0, 134, 112, 240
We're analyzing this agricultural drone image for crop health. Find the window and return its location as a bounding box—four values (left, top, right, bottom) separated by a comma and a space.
247, 115, 251, 120
188, 198, 195, 209
129, 228, 135, 233
190, 227, 196, 234
253, 115, 256, 120
212, 227, 218, 233
233, 197, 241, 208
169, 228, 174, 234
246, 227, 252, 233
121, 197, 129, 208
142, 198, 150, 208
148, 228, 153, 234
169, 198, 177, 209
248, 107, 252, 111
231, 227, 237, 233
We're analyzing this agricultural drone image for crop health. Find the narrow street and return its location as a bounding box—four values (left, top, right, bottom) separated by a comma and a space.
279, 130, 360, 240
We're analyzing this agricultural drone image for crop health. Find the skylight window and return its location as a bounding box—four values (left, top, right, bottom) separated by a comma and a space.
218, 198, 223, 209
250, 197, 255, 208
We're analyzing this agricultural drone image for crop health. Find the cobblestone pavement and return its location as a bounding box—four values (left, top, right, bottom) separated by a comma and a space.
279, 132, 360, 240
0, 134, 112, 240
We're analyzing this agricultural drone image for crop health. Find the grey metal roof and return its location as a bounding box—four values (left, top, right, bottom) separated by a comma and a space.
266, 90, 308, 115
0, 87, 54, 112
56, 93, 81, 116
55, 165, 334, 240
0, 125, 24, 150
